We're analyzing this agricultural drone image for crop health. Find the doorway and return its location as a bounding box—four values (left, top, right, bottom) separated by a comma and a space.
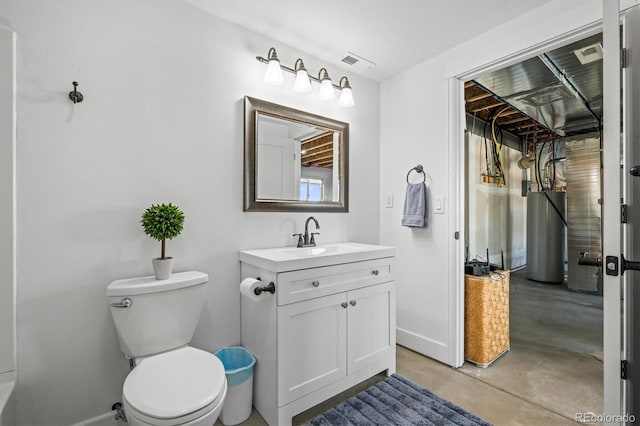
460, 31, 604, 419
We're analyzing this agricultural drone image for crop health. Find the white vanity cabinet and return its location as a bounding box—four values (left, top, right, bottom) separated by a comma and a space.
239, 243, 396, 426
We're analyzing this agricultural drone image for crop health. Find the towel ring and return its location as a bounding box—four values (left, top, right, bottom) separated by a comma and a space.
406, 165, 426, 183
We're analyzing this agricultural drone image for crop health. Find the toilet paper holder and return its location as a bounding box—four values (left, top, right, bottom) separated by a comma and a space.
254, 278, 276, 295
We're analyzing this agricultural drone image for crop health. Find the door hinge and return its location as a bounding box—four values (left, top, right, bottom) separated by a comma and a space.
621, 204, 628, 223
454, 231, 460, 240
622, 48, 629, 69
622, 360, 628, 380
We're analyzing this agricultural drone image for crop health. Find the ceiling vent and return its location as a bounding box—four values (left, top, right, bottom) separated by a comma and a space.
573, 42, 603, 65
341, 52, 377, 71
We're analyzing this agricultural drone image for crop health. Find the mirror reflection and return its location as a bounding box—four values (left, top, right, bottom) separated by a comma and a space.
244, 96, 349, 212
256, 114, 340, 203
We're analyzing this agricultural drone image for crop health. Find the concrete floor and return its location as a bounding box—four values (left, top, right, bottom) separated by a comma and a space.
230, 269, 603, 425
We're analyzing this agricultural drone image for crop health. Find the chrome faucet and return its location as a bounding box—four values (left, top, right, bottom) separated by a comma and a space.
293, 216, 320, 248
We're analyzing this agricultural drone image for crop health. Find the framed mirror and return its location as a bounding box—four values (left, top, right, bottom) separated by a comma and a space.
244, 96, 349, 212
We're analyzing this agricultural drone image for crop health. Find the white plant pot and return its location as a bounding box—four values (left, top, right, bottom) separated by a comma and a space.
152, 257, 174, 280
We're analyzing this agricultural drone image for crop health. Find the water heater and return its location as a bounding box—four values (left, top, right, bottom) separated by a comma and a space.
526, 191, 565, 283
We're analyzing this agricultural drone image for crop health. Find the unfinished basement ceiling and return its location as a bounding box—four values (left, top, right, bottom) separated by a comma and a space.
301, 131, 334, 168
467, 33, 603, 138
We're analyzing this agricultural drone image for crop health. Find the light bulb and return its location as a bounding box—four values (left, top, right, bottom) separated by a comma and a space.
264, 59, 283, 85
263, 48, 283, 85
318, 79, 335, 100
294, 69, 312, 93
293, 59, 312, 93
338, 86, 354, 107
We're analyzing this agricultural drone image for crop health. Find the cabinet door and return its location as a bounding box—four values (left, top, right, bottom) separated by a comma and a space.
347, 282, 396, 374
277, 292, 347, 406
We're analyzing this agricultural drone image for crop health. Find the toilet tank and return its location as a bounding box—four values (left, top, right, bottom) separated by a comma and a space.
106, 271, 208, 358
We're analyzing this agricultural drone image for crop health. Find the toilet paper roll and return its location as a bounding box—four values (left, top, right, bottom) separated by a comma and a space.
240, 277, 262, 302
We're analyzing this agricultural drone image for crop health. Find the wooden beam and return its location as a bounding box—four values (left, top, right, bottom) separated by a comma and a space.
301, 147, 333, 163
311, 160, 333, 168
497, 115, 530, 125
301, 138, 333, 151
468, 100, 504, 113
465, 85, 492, 103
302, 152, 334, 163
301, 131, 333, 145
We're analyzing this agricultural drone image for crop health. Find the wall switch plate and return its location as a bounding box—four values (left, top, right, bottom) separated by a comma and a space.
434, 196, 445, 214
385, 192, 393, 208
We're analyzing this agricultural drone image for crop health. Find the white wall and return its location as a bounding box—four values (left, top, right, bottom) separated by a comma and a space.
0, 1, 380, 424
0, 28, 15, 381
380, 0, 603, 366
466, 134, 527, 269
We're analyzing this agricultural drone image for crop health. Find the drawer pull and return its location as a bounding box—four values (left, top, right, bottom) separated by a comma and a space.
349, 300, 357, 306
341, 302, 348, 309
372, 269, 379, 276
312, 280, 320, 287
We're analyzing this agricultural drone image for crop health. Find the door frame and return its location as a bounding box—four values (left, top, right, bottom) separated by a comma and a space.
448, 2, 625, 419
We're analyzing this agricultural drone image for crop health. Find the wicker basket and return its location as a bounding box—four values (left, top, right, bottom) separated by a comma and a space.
464, 270, 510, 367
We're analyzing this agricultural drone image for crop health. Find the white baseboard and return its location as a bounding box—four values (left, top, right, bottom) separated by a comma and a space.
0, 378, 15, 426
71, 410, 118, 426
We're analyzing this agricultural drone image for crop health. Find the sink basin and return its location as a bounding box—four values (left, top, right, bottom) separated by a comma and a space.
239, 242, 395, 272
282, 243, 370, 258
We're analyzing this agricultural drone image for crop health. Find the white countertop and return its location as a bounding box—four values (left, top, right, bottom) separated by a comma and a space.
239, 242, 395, 272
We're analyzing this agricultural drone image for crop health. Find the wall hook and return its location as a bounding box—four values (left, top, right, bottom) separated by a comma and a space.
69, 81, 83, 104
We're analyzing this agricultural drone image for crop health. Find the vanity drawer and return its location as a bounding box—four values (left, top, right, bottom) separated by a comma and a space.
277, 258, 394, 305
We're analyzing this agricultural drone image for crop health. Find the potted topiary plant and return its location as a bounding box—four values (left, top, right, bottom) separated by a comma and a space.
141, 203, 185, 280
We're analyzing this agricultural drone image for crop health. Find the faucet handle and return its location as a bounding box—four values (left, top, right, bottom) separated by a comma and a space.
292, 233, 304, 248
310, 232, 320, 245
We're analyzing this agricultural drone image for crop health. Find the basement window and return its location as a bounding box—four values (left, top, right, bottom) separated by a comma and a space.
300, 178, 324, 202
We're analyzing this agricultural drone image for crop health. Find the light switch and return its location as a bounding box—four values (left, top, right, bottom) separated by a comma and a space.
385, 192, 393, 208
434, 196, 445, 214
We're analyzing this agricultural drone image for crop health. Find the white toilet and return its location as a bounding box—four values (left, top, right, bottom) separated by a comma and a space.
107, 271, 227, 426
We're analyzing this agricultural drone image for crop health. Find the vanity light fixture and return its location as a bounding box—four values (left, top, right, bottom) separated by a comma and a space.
293, 59, 312, 93
256, 47, 354, 107
338, 77, 354, 107
263, 47, 284, 85
317, 68, 335, 101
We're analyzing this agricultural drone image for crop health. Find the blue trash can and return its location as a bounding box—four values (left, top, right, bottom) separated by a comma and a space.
214, 346, 256, 425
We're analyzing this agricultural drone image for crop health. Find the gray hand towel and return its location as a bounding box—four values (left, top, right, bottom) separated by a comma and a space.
401, 183, 427, 228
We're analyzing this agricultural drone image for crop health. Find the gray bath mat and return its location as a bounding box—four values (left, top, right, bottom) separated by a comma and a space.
306, 374, 491, 425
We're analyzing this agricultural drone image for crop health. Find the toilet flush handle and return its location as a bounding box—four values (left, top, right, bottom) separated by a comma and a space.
110, 298, 132, 308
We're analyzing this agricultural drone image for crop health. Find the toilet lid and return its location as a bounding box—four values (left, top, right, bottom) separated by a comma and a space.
123, 347, 226, 420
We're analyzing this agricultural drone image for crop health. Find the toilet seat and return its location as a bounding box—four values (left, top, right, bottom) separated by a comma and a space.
123, 347, 227, 425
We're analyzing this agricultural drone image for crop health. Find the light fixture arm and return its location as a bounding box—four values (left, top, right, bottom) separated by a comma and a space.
267, 47, 279, 62
339, 76, 352, 89
318, 67, 330, 81
294, 58, 307, 72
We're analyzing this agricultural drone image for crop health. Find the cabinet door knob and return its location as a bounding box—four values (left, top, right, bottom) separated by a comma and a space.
349, 300, 357, 306
372, 269, 379, 276
312, 280, 320, 287
341, 302, 348, 309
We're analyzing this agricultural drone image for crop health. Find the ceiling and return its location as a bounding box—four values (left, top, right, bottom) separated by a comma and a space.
183, 0, 554, 81
467, 32, 603, 140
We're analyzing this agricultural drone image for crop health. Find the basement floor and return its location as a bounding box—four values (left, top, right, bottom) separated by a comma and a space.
229, 269, 603, 425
